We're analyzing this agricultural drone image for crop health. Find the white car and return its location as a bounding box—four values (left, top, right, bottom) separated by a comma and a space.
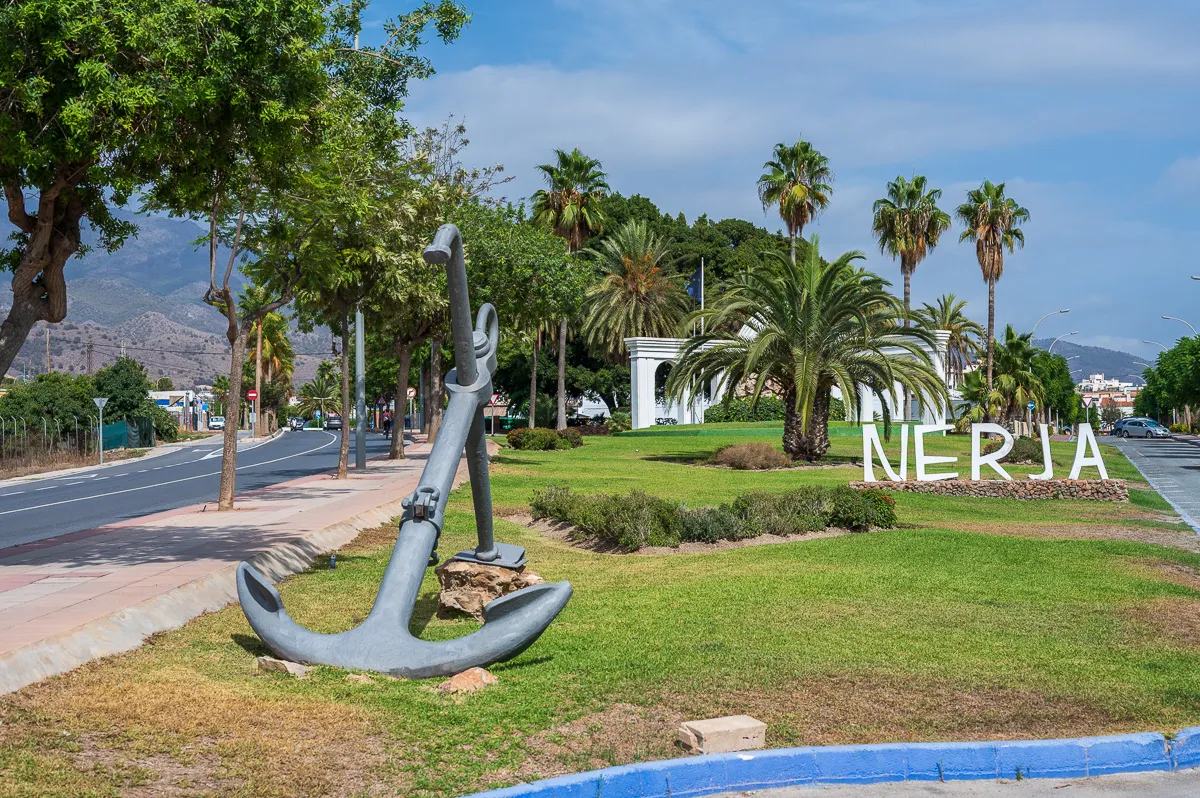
208, 416, 226, 431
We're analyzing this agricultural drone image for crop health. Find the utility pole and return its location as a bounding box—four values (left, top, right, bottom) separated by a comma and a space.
254, 316, 263, 436
85, 338, 93, 374
355, 306, 366, 470
45, 325, 50, 372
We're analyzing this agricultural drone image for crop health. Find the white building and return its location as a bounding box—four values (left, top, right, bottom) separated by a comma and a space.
1077, 373, 1135, 392
624, 331, 951, 430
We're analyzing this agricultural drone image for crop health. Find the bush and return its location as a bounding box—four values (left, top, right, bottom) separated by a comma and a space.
981, 436, 1044, 464
149, 406, 179, 443
680, 506, 742, 543
530, 483, 898, 551
506, 427, 582, 451
704, 395, 786, 423
710, 442, 790, 470
607, 412, 632, 433
577, 424, 612, 436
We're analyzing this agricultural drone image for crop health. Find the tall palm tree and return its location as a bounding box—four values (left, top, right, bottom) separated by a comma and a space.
296, 372, 340, 423
531, 147, 609, 429
756, 139, 833, 265
871, 175, 951, 319
955, 180, 1029, 393
913, 294, 983, 388
581, 220, 690, 360
667, 235, 947, 461
991, 325, 1045, 422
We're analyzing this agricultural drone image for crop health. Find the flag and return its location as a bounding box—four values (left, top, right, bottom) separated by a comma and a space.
686, 264, 703, 301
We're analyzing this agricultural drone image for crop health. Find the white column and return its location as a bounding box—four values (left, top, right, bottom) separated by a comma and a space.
631, 355, 657, 430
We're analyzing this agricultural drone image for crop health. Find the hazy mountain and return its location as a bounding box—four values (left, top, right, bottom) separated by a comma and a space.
1033, 339, 1147, 385
2, 208, 330, 388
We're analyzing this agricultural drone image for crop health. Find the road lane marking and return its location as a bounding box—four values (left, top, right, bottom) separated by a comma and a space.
0, 433, 340, 517
0, 491, 25, 497
35, 486, 54, 491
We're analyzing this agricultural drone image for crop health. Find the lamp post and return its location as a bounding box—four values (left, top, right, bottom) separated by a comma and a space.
1048, 331, 1078, 353
93, 397, 108, 465
1031, 308, 1070, 337
1144, 340, 1167, 351
1162, 315, 1198, 336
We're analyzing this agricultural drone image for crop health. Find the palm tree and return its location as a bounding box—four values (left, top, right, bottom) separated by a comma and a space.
955, 181, 1029, 393
531, 147, 609, 430
296, 372, 340, 424
756, 139, 833, 264
581, 220, 691, 360
991, 325, 1045, 423
667, 235, 947, 461
871, 175, 951, 319
913, 294, 983, 388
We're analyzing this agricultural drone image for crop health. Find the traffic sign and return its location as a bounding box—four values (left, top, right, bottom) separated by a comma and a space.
1027, 400, 1036, 411
93, 397, 108, 410
247, 389, 259, 401
201, 403, 209, 411
490, 393, 499, 405
407, 387, 417, 399
1082, 396, 1094, 408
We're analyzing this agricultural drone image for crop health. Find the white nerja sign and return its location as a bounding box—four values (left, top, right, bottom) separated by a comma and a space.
862, 423, 1108, 482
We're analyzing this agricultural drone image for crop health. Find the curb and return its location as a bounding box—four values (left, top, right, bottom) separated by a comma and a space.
467, 728, 1200, 797
1169, 434, 1200, 449
0, 444, 445, 695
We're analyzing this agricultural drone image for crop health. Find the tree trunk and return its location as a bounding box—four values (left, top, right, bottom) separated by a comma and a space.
528, 331, 539, 428
556, 318, 568, 430
337, 315, 350, 479
390, 340, 412, 460
217, 330, 248, 511
789, 232, 796, 266
428, 338, 444, 443
902, 265, 911, 419
783, 388, 831, 462
254, 318, 263, 437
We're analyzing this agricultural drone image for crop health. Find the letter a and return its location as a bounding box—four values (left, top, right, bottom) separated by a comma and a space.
1068, 423, 1109, 480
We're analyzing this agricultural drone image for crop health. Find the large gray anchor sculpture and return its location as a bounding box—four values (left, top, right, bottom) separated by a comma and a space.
235, 224, 573, 679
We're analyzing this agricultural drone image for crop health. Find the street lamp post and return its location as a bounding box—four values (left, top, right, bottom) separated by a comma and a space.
93, 397, 108, 465
1144, 340, 1167, 351
1162, 315, 1198, 336
1031, 308, 1070, 337
1048, 331, 1078, 354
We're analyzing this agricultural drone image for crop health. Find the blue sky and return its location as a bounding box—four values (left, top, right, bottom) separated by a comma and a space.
385, 0, 1200, 360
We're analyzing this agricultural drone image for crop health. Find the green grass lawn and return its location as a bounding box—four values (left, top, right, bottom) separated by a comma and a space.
2, 424, 1198, 798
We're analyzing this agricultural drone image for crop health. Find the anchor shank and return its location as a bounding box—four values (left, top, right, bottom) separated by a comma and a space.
466, 406, 497, 560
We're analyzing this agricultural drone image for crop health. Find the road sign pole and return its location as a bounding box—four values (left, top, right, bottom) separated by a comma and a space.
355, 306, 366, 470
93, 397, 108, 465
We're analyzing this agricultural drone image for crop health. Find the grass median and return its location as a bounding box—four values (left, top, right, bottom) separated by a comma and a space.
2, 424, 1198, 797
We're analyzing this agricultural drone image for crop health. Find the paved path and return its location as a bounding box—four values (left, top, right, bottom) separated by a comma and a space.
711, 768, 1200, 796
0, 428, 397, 549
0, 439, 453, 693
1107, 436, 1200, 532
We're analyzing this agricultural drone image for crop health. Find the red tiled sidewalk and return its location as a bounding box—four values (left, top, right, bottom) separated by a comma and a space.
0, 441, 459, 693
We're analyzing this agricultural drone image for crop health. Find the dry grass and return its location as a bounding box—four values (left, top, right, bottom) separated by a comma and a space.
0, 448, 145, 481
709, 442, 791, 470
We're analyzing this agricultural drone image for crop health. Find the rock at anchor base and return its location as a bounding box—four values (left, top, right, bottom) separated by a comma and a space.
435, 560, 543, 621
438, 667, 498, 694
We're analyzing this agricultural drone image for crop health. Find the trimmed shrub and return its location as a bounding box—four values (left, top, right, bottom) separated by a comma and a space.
704, 396, 787, 423
710, 442, 790, 470
577, 424, 612, 436
827, 486, 877, 531
150, 406, 179, 443
506, 427, 582, 451
607, 412, 632, 433
680, 506, 742, 543
731, 488, 830, 536
857, 488, 897, 529
982, 436, 1044, 464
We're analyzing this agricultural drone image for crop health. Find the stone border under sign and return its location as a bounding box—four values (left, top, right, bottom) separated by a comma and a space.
848, 479, 1128, 502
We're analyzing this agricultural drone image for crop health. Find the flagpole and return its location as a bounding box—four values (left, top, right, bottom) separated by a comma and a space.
700, 256, 705, 334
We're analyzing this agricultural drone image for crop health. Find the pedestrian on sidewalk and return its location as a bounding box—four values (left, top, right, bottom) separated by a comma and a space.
383, 411, 392, 439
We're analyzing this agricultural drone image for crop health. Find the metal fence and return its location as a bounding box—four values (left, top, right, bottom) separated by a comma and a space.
0, 417, 155, 470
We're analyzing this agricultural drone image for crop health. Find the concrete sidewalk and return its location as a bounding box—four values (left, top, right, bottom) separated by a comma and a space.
0, 440, 453, 694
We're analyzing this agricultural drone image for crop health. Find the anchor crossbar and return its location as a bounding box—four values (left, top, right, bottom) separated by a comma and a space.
235, 223, 572, 679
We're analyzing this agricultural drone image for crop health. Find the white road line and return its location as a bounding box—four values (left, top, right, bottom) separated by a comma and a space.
0, 433, 339, 517
35, 486, 54, 491
0, 491, 24, 497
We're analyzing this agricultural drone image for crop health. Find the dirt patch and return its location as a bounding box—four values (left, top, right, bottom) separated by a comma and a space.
1126, 559, 1200, 591
2, 664, 395, 797
481, 673, 1127, 789
516, 514, 852, 555
342, 522, 399, 553
960, 522, 1200, 554
1124, 598, 1200, 649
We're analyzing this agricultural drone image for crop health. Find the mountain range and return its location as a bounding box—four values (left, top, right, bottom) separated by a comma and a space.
1031, 339, 1148, 386
2, 209, 331, 387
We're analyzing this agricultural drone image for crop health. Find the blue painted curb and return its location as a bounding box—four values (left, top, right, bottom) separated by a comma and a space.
466, 726, 1200, 797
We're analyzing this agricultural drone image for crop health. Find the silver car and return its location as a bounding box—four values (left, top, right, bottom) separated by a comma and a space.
1120, 419, 1170, 439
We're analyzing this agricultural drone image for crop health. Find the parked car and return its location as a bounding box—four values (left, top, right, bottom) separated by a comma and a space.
208, 416, 225, 431
1120, 419, 1170, 439
325, 414, 343, 431
1111, 417, 1152, 436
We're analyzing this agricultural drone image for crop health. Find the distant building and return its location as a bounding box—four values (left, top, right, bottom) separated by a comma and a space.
1078, 373, 1136, 392
1077, 374, 1140, 419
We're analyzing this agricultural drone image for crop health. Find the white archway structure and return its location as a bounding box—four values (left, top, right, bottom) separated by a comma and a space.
625, 331, 951, 431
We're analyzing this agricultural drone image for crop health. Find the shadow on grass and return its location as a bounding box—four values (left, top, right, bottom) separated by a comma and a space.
231, 632, 270, 657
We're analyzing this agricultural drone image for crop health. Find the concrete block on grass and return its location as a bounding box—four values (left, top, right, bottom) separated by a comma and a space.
256, 655, 307, 678
677, 715, 766, 754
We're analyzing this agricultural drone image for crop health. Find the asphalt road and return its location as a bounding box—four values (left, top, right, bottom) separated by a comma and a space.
0, 429, 395, 550
1107, 434, 1200, 532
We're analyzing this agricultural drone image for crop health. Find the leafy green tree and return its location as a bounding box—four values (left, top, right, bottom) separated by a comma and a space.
668, 236, 947, 461
581, 220, 690, 360
955, 181, 1030, 394
93, 356, 153, 422
0, 0, 188, 376
756, 139, 832, 265
0, 372, 97, 434
156, 377, 175, 391
1031, 349, 1078, 427
871, 175, 951, 319
913, 294, 983, 387
531, 148, 610, 429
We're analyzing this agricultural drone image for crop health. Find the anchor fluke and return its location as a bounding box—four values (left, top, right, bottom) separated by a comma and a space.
234, 223, 572, 678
